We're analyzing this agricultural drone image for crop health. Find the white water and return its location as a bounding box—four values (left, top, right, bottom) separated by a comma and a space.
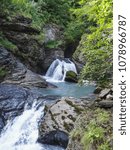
45, 59, 77, 82
0, 101, 45, 150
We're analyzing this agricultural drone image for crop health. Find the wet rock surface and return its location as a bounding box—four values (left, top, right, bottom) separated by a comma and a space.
0, 84, 34, 121
38, 130, 69, 149
65, 71, 78, 83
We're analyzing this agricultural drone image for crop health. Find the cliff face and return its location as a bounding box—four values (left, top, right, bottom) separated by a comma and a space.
0, 15, 65, 75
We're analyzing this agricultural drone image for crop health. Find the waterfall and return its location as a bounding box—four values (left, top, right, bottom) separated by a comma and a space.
0, 101, 45, 150
45, 59, 77, 82
0, 101, 64, 150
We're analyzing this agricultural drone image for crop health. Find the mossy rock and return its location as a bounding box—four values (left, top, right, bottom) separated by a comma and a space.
65, 71, 78, 83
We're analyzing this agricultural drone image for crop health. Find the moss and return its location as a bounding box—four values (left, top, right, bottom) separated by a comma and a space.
65, 100, 84, 114
0, 67, 8, 81
49, 110, 59, 127
32, 32, 45, 45
63, 122, 74, 132
0, 33, 17, 50
65, 71, 78, 83
45, 40, 63, 49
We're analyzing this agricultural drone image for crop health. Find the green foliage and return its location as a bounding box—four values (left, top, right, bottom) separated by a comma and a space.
0, 67, 8, 81
70, 108, 112, 150
45, 40, 63, 49
98, 142, 111, 150
72, 0, 113, 86
0, 32, 17, 50
81, 123, 104, 150
0, 0, 74, 30
37, 0, 71, 26
64, 20, 84, 43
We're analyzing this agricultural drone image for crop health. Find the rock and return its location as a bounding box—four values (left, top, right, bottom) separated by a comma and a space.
0, 14, 45, 73
38, 130, 69, 149
99, 88, 111, 99
39, 98, 84, 140
4, 32, 45, 73
0, 47, 15, 82
44, 24, 63, 43
0, 47, 15, 70
12, 15, 32, 25
97, 100, 113, 108
72, 34, 87, 66
0, 116, 4, 132
72, 59, 84, 73
3, 69, 48, 88
0, 23, 40, 34
0, 84, 36, 121
106, 94, 113, 100
43, 24, 64, 70
65, 71, 78, 83
93, 87, 102, 94
0, 47, 50, 88
80, 94, 97, 101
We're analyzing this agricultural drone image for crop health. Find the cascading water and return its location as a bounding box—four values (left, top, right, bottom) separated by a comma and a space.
45, 59, 77, 82
0, 100, 64, 150
0, 101, 45, 150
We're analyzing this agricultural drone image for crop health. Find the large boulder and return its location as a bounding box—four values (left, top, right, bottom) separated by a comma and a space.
3, 68, 49, 88
38, 130, 69, 149
39, 98, 85, 147
39, 98, 84, 132
0, 47, 50, 88
65, 71, 78, 83
0, 84, 36, 122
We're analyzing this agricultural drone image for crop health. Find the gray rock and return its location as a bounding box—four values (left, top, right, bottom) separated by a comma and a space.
0, 47, 50, 88
106, 94, 113, 100
44, 24, 63, 43
43, 24, 64, 70
0, 47, 15, 68
93, 87, 102, 94
72, 59, 84, 73
99, 88, 111, 99
0, 116, 4, 132
0, 84, 35, 121
97, 100, 113, 108
39, 98, 84, 138
4, 31, 45, 73
3, 69, 48, 88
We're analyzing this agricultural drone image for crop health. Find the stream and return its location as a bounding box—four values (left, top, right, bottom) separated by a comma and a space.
0, 59, 95, 150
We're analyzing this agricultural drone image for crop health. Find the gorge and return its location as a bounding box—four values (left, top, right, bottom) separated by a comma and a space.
0, 0, 113, 150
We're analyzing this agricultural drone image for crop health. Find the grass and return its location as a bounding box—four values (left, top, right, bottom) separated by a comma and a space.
70, 108, 112, 150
